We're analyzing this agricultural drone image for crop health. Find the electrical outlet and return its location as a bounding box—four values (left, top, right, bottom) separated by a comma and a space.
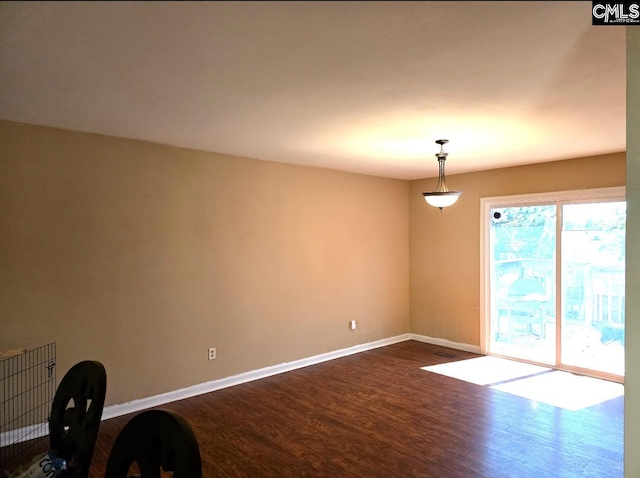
208, 347, 216, 360
357, 321, 361, 330
349, 320, 357, 330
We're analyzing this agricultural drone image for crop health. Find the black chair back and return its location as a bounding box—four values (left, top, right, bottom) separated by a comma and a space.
49, 360, 107, 478
104, 409, 202, 478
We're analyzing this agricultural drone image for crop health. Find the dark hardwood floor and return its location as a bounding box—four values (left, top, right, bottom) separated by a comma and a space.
4, 341, 624, 477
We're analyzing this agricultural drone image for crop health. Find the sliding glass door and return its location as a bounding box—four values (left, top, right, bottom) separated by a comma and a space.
561, 202, 626, 376
489, 205, 556, 365
483, 189, 625, 381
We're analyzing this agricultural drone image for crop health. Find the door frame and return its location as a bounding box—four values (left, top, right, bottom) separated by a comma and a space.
479, 186, 626, 380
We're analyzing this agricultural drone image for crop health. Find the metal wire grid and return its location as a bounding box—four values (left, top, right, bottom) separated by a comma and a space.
0, 343, 56, 470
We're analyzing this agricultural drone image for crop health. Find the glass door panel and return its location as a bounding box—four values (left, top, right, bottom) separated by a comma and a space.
561, 202, 626, 376
489, 205, 556, 365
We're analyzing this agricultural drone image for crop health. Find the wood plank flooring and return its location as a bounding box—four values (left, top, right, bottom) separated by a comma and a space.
5, 341, 624, 477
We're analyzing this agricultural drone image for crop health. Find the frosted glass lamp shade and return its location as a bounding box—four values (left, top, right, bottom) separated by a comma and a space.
422, 191, 461, 209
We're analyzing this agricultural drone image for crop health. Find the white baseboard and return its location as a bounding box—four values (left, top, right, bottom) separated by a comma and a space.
103, 333, 412, 420
2, 332, 474, 447
0, 423, 49, 448
409, 333, 481, 354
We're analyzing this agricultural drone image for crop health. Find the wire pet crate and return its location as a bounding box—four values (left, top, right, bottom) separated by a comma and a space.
0, 343, 56, 470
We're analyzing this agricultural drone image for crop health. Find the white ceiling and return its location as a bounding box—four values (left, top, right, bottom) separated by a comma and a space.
0, 1, 626, 180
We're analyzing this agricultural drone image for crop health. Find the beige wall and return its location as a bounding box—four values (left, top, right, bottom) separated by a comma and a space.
0, 121, 410, 406
625, 27, 640, 478
409, 153, 626, 346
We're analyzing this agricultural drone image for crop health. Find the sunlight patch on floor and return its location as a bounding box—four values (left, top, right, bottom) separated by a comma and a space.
421, 356, 623, 411
421, 356, 550, 386
491, 370, 623, 411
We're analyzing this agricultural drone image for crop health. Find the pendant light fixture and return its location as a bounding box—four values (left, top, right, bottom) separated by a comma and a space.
422, 139, 461, 211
